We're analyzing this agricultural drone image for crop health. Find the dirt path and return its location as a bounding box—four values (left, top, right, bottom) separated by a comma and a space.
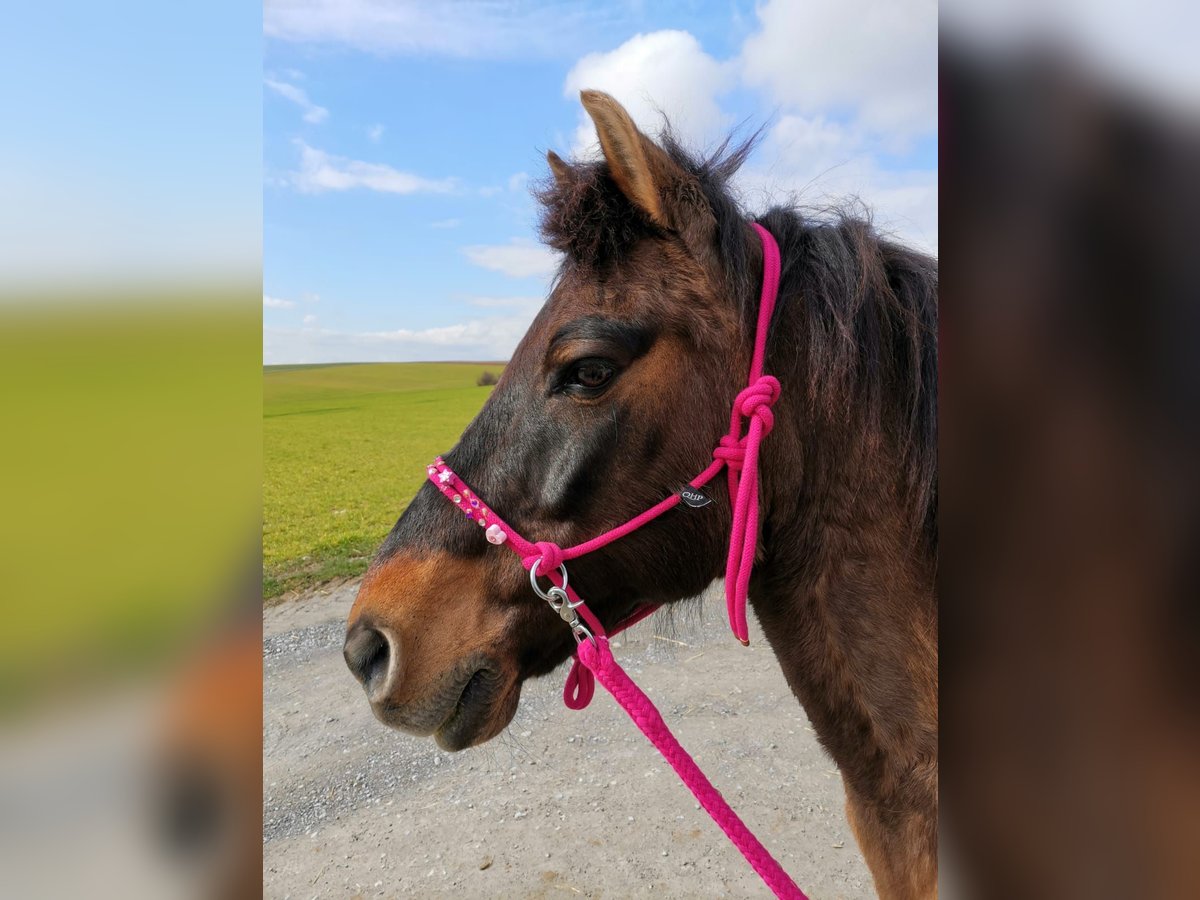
263, 581, 874, 899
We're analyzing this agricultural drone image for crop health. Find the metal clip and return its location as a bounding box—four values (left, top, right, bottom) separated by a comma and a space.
571, 619, 596, 647
530, 557, 596, 646
545, 586, 578, 622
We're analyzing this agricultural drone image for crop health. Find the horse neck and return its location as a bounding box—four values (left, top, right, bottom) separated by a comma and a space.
751, 275, 935, 607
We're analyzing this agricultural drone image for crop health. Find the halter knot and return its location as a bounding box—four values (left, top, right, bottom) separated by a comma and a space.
713, 434, 747, 469
524, 540, 566, 575
719, 375, 782, 646
735, 376, 782, 436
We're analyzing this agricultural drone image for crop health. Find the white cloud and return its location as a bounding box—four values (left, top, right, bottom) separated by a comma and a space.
550, 15, 937, 251
737, 114, 938, 253
263, 294, 295, 309
430, 218, 461, 229
463, 239, 560, 279
564, 30, 733, 154
507, 172, 529, 192
367, 123, 385, 143
264, 77, 329, 124
263, 313, 537, 364
289, 140, 458, 195
303, 313, 318, 324
741, 0, 937, 138
264, 0, 613, 59
759, 115, 862, 176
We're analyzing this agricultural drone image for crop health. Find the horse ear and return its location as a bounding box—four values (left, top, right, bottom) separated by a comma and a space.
579, 90, 718, 269
546, 150, 571, 186
580, 90, 671, 227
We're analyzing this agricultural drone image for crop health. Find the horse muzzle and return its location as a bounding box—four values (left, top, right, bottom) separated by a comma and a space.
343, 552, 524, 750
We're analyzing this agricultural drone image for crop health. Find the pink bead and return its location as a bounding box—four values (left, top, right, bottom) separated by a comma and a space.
485, 524, 507, 545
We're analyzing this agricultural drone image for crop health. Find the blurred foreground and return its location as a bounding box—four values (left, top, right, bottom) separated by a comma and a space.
1, 2, 262, 896
0, 299, 263, 898
942, 10, 1200, 899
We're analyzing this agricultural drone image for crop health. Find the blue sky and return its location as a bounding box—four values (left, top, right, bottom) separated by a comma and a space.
1, 1, 260, 287
263, 0, 937, 363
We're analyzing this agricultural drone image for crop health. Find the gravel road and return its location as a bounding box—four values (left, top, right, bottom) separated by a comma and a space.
263, 581, 874, 899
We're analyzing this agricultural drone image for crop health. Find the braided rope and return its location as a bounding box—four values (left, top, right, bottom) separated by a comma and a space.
578, 638, 806, 899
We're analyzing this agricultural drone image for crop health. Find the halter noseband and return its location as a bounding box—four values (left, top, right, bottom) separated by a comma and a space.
423, 223, 805, 898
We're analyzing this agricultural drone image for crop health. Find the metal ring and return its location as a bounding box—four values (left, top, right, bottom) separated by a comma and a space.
529, 556, 568, 600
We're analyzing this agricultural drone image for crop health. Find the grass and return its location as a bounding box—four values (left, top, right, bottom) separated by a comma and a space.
263, 362, 501, 600
1, 293, 260, 713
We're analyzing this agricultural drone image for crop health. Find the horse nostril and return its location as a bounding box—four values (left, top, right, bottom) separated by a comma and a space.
343, 623, 393, 695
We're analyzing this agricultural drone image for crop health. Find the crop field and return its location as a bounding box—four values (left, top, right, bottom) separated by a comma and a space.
263, 362, 501, 600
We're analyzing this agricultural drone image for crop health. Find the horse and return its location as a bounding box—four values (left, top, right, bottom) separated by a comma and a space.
343, 90, 938, 899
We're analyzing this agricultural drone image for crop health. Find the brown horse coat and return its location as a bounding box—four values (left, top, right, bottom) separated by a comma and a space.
345, 91, 937, 899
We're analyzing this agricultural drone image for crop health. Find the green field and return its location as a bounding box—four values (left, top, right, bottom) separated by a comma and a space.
263, 362, 501, 600
2, 295, 260, 713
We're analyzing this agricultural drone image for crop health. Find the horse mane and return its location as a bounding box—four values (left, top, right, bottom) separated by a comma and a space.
537, 129, 938, 550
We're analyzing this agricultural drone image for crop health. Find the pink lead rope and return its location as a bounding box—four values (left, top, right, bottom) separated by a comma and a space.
425, 223, 804, 899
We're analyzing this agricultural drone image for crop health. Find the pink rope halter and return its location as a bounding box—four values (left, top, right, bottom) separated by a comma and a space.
425, 223, 804, 898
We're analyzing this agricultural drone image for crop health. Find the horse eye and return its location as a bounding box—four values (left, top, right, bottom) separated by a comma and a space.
569, 360, 614, 391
